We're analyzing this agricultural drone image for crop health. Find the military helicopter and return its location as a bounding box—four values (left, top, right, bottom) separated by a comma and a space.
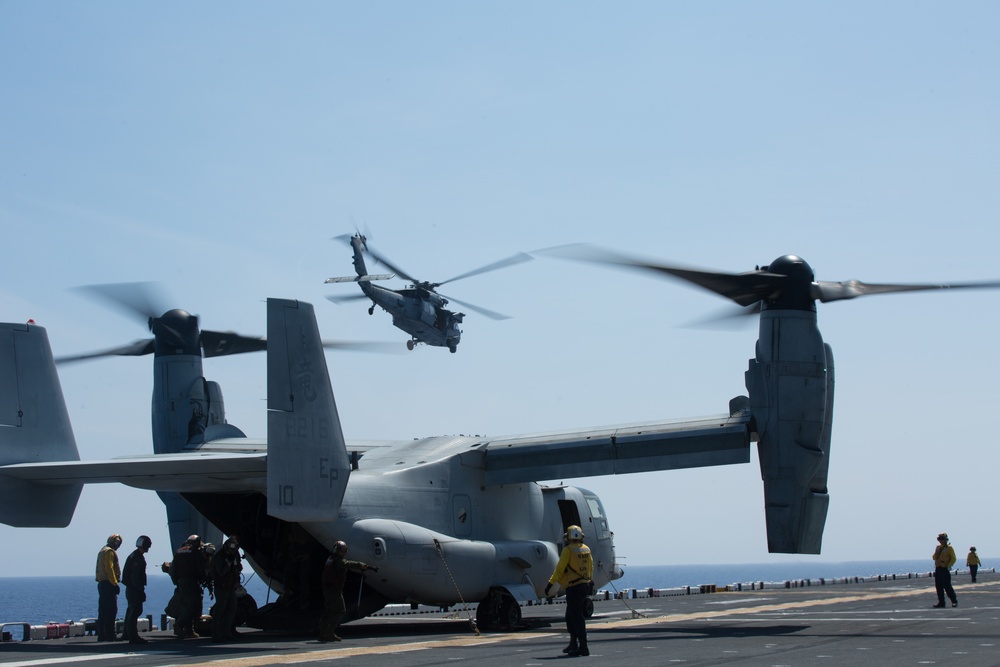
2, 255, 999, 632
325, 233, 532, 352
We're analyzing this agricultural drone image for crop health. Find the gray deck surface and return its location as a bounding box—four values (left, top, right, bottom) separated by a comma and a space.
2, 571, 996, 666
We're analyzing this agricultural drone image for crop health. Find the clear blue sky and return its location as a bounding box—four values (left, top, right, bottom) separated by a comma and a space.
1, 2, 998, 576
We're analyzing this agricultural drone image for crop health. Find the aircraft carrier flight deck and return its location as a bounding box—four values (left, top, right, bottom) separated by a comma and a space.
2, 571, 998, 667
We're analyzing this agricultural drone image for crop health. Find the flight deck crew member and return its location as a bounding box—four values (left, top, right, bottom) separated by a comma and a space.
121, 535, 152, 644
932, 532, 958, 607
95, 533, 123, 642
171, 535, 208, 638
967, 546, 981, 583
210, 536, 243, 642
318, 541, 377, 642
545, 525, 594, 657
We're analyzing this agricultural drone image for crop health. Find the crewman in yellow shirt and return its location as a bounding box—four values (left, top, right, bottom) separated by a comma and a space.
95, 533, 123, 641
545, 525, 593, 657
932, 531, 958, 608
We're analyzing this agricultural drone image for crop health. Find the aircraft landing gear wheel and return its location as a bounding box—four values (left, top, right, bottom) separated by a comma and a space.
406, 340, 415, 351
499, 597, 521, 627
584, 597, 594, 618
448, 344, 457, 353
368, 306, 375, 315
475, 590, 519, 631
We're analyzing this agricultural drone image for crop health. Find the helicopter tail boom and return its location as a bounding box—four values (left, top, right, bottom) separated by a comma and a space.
266, 298, 351, 522
0, 322, 83, 527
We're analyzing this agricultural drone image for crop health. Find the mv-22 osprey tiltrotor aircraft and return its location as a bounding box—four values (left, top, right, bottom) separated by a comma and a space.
325, 233, 532, 352
1, 254, 998, 632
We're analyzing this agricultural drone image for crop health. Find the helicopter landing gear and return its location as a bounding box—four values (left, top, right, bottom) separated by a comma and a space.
448, 344, 457, 353
475, 589, 521, 631
406, 339, 415, 351
368, 306, 375, 315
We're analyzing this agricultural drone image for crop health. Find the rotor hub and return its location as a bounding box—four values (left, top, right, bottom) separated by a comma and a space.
152, 309, 202, 356
761, 255, 816, 312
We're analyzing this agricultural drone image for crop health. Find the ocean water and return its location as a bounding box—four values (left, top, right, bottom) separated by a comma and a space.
0, 558, 964, 627
0, 573, 278, 628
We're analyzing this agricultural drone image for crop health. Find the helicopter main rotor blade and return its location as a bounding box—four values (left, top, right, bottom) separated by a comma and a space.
74, 282, 170, 322
325, 294, 372, 305
321, 340, 405, 354
436, 252, 534, 287
813, 279, 1000, 303
359, 242, 420, 284
55, 338, 156, 365
442, 293, 512, 320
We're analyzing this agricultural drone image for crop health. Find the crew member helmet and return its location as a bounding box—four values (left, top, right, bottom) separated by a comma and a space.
938, 532, 949, 541
185, 534, 202, 547
136, 535, 152, 550
565, 525, 584, 542
224, 536, 239, 550
333, 540, 348, 556
107, 534, 123, 548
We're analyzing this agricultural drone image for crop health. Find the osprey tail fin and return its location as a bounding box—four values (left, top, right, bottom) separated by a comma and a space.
266, 299, 350, 521
0, 322, 82, 527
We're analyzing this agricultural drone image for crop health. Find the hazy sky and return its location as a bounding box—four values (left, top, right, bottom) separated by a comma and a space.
1, 2, 999, 578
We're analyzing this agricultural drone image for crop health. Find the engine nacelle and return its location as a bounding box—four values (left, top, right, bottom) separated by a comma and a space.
747, 309, 833, 554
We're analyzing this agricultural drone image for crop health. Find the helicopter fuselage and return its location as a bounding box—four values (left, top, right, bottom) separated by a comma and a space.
361, 281, 464, 351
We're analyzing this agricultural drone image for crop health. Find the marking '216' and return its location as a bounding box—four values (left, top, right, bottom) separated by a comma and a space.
285, 416, 330, 439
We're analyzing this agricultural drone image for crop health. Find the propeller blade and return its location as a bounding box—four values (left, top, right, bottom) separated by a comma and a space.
539, 244, 785, 307
200, 330, 268, 358
55, 338, 155, 365
200, 330, 403, 357
814, 279, 1000, 303
680, 302, 762, 330
437, 252, 534, 287
442, 293, 512, 320
74, 282, 170, 322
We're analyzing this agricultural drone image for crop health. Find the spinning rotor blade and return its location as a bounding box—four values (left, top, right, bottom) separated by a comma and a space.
358, 242, 420, 284
325, 293, 371, 304
55, 339, 155, 365
71, 282, 262, 361
200, 330, 268, 358
75, 282, 170, 322
441, 293, 512, 321
540, 244, 785, 307
321, 340, 404, 354
681, 303, 762, 330
437, 252, 534, 287
812, 279, 1000, 303
545, 243, 1000, 311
